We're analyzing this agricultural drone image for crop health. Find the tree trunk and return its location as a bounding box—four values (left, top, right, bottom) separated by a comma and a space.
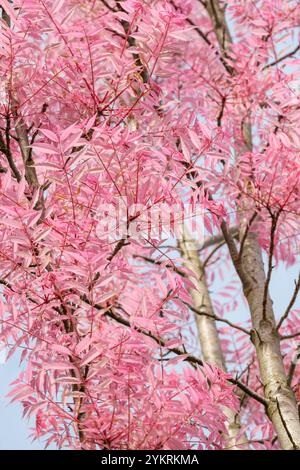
235, 231, 300, 449
205, 0, 300, 449
179, 226, 245, 449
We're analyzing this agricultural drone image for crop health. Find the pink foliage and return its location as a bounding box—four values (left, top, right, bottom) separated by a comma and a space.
0, 0, 299, 450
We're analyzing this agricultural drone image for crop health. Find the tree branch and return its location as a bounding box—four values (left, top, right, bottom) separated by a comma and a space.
202, 239, 226, 268
133, 254, 186, 277
287, 345, 300, 387
183, 300, 251, 336
170, 0, 212, 46
0, 130, 21, 181
263, 44, 300, 70
277, 274, 300, 331
200, 225, 238, 250
102, 305, 267, 407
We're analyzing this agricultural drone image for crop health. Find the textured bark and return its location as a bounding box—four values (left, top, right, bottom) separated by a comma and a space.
205, 0, 300, 450
230, 231, 300, 450
204, 0, 232, 51
179, 226, 244, 449
1, 8, 38, 188
11, 97, 39, 188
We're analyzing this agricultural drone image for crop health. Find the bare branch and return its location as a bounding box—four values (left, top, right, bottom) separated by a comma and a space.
217, 95, 226, 127
200, 225, 238, 250
281, 332, 300, 340
230, 378, 268, 408
183, 300, 251, 336
102, 305, 267, 406
105, 306, 204, 367
170, 0, 212, 46
287, 345, 300, 387
263, 44, 300, 70
133, 254, 186, 277
277, 274, 300, 331
0, 131, 21, 181
202, 239, 226, 269
203, 0, 234, 74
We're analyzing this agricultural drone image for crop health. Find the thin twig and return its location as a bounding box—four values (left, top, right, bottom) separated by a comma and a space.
263, 44, 300, 70
202, 239, 226, 269
277, 274, 300, 331
287, 343, 300, 386
200, 226, 238, 250
170, 0, 211, 46
281, 332, 300, 340
103, 305, 267, 406
133, 254, 186, 277
183, 300, 251, 336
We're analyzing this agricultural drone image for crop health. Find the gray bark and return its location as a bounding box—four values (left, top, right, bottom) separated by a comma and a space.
179, 226, 244, 449
205, 0, 300, 450
227, 229, 300, 450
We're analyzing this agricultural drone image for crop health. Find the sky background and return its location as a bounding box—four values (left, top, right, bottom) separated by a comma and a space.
0, 260, 299, 450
